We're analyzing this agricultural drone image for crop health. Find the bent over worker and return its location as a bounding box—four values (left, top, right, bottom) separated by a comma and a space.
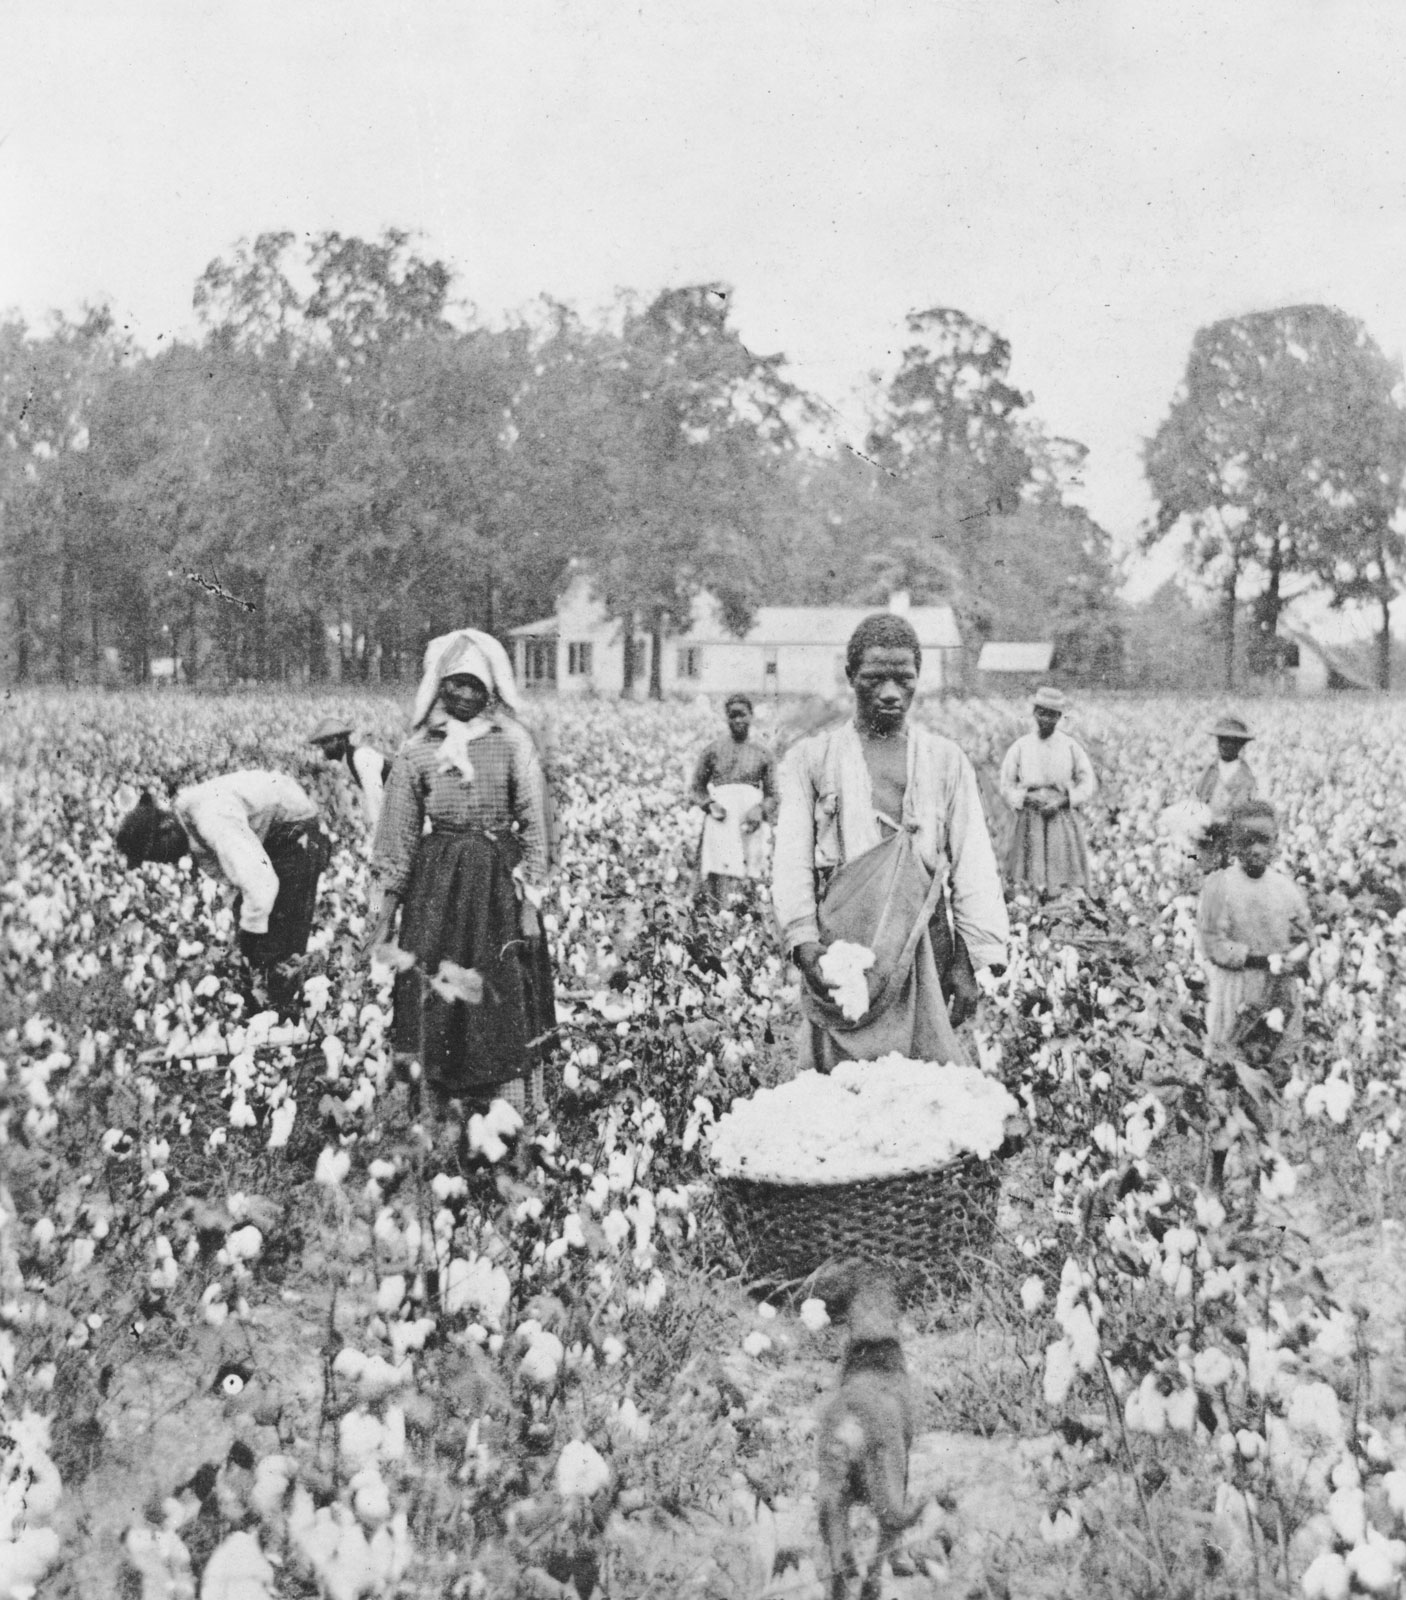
116, 771, 331, 1012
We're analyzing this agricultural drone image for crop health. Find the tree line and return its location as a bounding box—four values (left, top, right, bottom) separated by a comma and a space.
2, 231, 1400, 692
0, 231, 1120, 692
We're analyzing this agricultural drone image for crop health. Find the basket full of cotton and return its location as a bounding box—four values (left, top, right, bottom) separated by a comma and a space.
708, 1054, 1020, 1286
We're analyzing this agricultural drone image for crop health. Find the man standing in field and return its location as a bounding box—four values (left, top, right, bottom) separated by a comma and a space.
690, 693, 778, 907
309, 716, 391, 835
772, 615, 1008, 1070
1193, 714, 1258, 873
115, 772, 331, 1013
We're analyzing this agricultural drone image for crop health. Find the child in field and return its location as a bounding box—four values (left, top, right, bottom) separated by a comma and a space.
1196, 799, 1312, 1067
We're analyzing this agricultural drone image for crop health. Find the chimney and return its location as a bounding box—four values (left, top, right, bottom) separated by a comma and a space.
888, 589, 911, 616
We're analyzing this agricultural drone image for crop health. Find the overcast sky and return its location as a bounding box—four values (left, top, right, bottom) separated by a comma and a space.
4, 0, 1404, 579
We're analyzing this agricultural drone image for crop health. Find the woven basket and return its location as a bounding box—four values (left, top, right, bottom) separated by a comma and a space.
714, 1152, 1001, 1287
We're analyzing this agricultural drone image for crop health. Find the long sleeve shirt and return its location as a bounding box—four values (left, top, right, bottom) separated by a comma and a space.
174, 772, 319, 934
349, 744, 388, 832
371, 717, 549, 899
690, 736, 778, 821
772, 720, 1009, 968
1197, 862, 1311, 1048
998, 730, 1097, 812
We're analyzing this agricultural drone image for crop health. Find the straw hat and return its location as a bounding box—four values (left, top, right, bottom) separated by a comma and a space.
1209, 714, 1253, 741
1032, 685, 1067, 712
308, 716, 353, 744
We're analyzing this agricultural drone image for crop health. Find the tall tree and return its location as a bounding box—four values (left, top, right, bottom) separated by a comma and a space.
1144, 304, 1406, 686
571, 285, 808, 697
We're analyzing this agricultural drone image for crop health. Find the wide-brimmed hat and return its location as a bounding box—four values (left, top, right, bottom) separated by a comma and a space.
1210, 714, 1253, 742
309, 715, 353, 744
1032, 685, 1067, 712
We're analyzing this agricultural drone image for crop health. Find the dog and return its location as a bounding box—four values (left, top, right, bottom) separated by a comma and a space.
812, 1261, 926, 1600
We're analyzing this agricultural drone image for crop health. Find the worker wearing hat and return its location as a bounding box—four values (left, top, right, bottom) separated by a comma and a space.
998, 685, 1097, 896
1193, 714, 1258, 873
308, 716, 390, 834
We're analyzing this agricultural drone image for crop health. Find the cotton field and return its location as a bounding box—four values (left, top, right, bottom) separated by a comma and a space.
3, 689, 1406, 1600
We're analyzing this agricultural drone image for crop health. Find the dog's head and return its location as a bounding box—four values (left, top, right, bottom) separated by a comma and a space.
809, 1259, 902, 1343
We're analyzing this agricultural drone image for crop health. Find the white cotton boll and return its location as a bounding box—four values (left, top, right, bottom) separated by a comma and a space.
442, 1257, 511, 1324
1347, 1543, 1399, 1596
322, 1036, 346, 1079
520, 1332, 565, 1389
1063, 1304, 1100, 1372
742, 1331, 772, 1358
555, 1440, 610, 1500
1327, 1485, 1366, 1547
225, 1225, 263, 1262
601, 1335, 626, 1367
757, 1302, 777, 1321
251, 1454, 295, 1520
351, 1466, 392, 1526
1288, 1383, 1345, 1449
602, 1210, 631, 1251
1021, 1277, 1046, 1314
1301, 1550, 1350, 1600
340, 1409, 385, 1469
1194, 1346, 1235, 1389
333, 1348, 369, 1382
1383, 1470, 1406, 1520
818, 941, 876, 1021
376, 1276, 406, 1314
315, 1146, 351, 1187
1330, 1457, 1361, 1492
1260, 1158, 1297, 1201
561, 1214, 586, 1250
1164, 1387, 1197, 1435
1044, 1340, 1076, 1408
799, 1297, 830, 1332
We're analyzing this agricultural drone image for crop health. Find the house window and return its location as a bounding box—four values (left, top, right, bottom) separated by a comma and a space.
763, 648, 779, 679
520, 639, 557, 686
677, 646, 701, 680
567, 641, 593, 676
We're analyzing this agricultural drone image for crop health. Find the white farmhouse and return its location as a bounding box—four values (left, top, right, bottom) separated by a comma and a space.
508, 574, 963, 697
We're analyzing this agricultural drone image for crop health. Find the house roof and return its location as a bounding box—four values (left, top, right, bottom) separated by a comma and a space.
508, 617, 559, 637
682, 604, 962, 651
977, 641, 1055, 673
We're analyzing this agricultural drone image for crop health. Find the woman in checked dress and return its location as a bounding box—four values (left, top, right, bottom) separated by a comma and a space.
365, 630, 555, 1117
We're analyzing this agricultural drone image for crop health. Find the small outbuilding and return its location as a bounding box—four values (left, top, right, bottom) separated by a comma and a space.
975, 640, 1055, 694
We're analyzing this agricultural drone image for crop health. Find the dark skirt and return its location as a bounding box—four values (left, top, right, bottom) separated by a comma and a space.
392, 829, 556, 1096
235, 819, 331, 967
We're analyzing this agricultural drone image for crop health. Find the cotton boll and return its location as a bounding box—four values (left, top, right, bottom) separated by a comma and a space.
742, 1331, 772, 1359
1020, 1277, 1046, 1314
1194, 1346, 1235, 1389
519, 1331, 565, 1389
555, 1439, 610, 1500
1044, 1340, 1076, 1408
376, 1276, 406, 1314
225, 1225, 263, 1262
1347, 1542, 1398, 1596
315, 1146, 351, 1187
1301, 1550, 1350, 1600
1327, 1485, 1366, 1547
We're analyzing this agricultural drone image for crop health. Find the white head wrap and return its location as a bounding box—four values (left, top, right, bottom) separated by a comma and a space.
411, 628, 523, 728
